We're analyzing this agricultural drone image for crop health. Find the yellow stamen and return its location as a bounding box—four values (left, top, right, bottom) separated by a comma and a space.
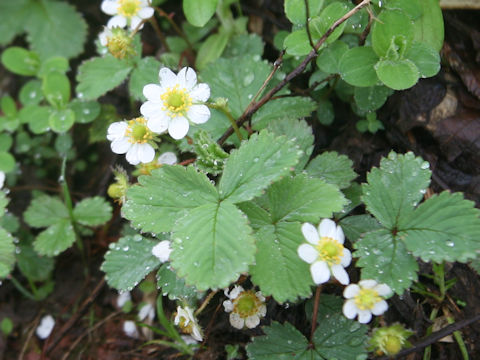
233, 291, 262, 318
315, 236, 344, 265
354, 288, 381, 310
117, 0, 141, 18
160, 84, 192, 118
125, 117, 153, 144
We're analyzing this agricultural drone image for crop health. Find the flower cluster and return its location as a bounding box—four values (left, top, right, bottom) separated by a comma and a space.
223, 286, 266, 329
298, 219, 392, 323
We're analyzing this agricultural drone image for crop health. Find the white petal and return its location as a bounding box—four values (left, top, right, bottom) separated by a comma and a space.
310, 261, 330, 284
258, 304, 267, 317
99, 30, 109, 46
152, 240, 172, 262
229, 313, 244, 329
36, 315, 55, 339
357, 310, 372, 323
168, 117, 189, 139
123, 320, 139, 338
129, 16, 143, 30
0, 171, 4, 189
359, 279, 377, 289
187, 104, 210, 124
229, 285, 244, 299
331, 264, 350, 285
191, 325, 203, 342
318, 218, 336, 239
245, 315, 260, 329
342, 300, 358, 319
107, 121, 128, 139
136, 143, 155, 163
297, 244, 318, 264
371, 300, 388, 316
301, 222, 319, 245
143, 84, 163, 101
101, 0, 118, 15
138, 303, 155, 321
335, 223, 345, 244
223, 300, 234, 312
343, 284, 360, 299
125, 145, 141, 165
138, 6, 154, 19
181, 335, 198, 345
111, 138, 130, 154
116, 291, 131, 307
140, 101, 163, 118
340, 248, 352, 267
375, 284, 392, 297
147, 116, 169, 134
158, 152, 177, 165
190, 83, 210, 102
107, 15, 127, 28
256, 291, 265, 302
159, 67, 178, 88
177, 67, 197, 90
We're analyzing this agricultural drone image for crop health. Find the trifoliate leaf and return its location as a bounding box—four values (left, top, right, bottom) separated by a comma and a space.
246, 321, 313, 360
16, 243, 54, 282
33, 219, 75, 256
102, 235, 160, 291
73, 197, 112, 227
355, 229, 418, 294
306, 151, 357, 189
219, 131, 300, 203
24, 195, 69, 228
268, 175, 346, 223
362, 151, 431, 229
124, 165, 218, 234
0, 228, 15, 279
170, 200, 256, 290
250, 223, 313, 303
399, 192, 480, 263
25, 0, 87, 59
183, 0, 218, 27
156, 264, 199, 300
129, 57, 162, 101
76, 55, 132, 100
339, 46, 379, 87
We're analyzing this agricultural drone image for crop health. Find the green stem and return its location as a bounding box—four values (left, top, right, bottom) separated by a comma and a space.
9, 275, 36, 301
446, 316, 469, 360
423, 307, 439, 360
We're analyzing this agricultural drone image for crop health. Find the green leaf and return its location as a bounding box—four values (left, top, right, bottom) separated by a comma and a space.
339, 46, 379, 87
24, 195, 69, 228
170, 200, 256, 290
218, 131, 300, 203
33, 219, 75, 256
404, 41, 440, 78
375, 58, 420, 90
0, 153, 15, 173
354, 85, 392, 112
49, 108, 75, 133
76, 55, 132, 100
123, 165, 218, 233
385, 0, 422, 20
20, 105, 51, 134
412, 0, 444, 52
246, 321, 312, 360
355, 229, 418, 294
0, 0, 30, 46
0, 134, 12, 153
69, 99, 101, 124
250, 223, 313, 303
196, 30, 230, 70
0, 228, 15, 279
102, 235, 160, 291
310, 2, 351, 45
306, 151, 357, 189
19, 80, 44, 106
156, 263, 199, 300
285, 0, 324, 25
371, 10, 414, 57
362, 151, 431, 229
313, 312, 368, 360
38, 56, 69, 77
224, 34, 264, 58
88, 104, 119, 143
42, 72, 70, 108
0, 192, 8, 214
183, 0, 218, 27
1, 96, 17, 117
25, 0, 87, 59
268, 175, 346, 223
73, 197, 112, 226
339, 214, 382, 243
1, 47, 40, 76
283, 29, 312, 56
316, 40, 349, 74
16, 243, 54, 282
129, 57, 162, 101
400, 192, 480, 263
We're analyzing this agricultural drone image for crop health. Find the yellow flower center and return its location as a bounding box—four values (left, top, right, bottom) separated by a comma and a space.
176, 315, 194, 335
354, 288, 381, 310
161, 85, 192, 118
316, 236, 344, 265
118, 0, 141, 18
233, 291, 262, 318
125, 117, 153, 144
106, 30, 133, 59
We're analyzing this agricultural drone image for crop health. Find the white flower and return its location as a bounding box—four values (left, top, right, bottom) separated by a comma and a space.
223, 286, 267, 329
297, 219, 351, 285
0, 171, 5, 188
152, 240, 172, 262
342, 279, 392, 323
36, 315, 55, 339
174, 306, 203, 342
157, 151, 177, 165
101, 0, 154, 30
123, 320, 139, 338
140, 67, 211, 140
138, 303, 155, 321
107, 117, 156, 165
116, 291, 131, 308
